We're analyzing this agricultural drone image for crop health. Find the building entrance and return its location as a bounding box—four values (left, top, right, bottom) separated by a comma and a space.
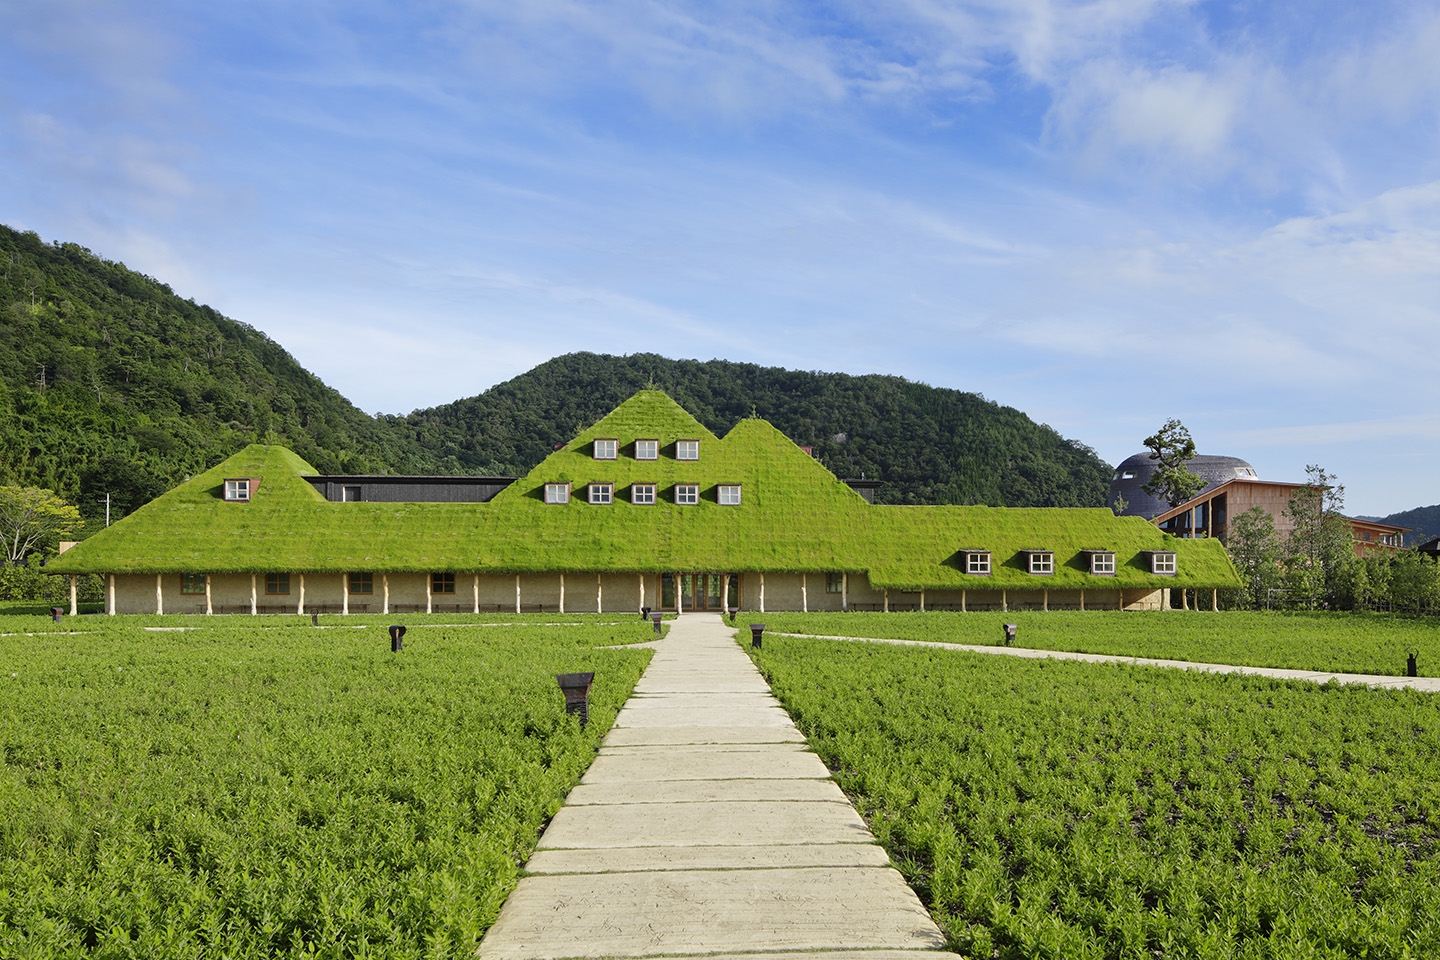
661, 573, 740, 610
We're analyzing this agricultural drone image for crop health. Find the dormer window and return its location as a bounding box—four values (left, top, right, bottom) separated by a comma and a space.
1086, 551, 1117, 576
593, 439, 618, 460
674, 484, 699, 505
224, 479, 251, 502
588, 482, 613, 504
544, 483, 571, 504
635, 439, 658, 460
1023, 550, 1054, 575
1145, 551, 1177, 576
961, 550, 991, 575
631, 483, 656, 505
718, 484, 742, 505
676, 440, 699, 461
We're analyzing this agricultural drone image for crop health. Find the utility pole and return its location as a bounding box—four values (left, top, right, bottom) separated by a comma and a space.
99, 493, 110, 527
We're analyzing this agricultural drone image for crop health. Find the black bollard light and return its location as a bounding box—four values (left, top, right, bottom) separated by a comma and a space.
50, 606, 64, 624
1407, 648, 1419, 678
640, 606, 651, 621
556, 672, 595, 727
749, 623, 766, 649
651, 611, 663, 635
389, 624, 406, 652
1003, 623, 1017, 646
311, 612, 319, 627
728, 608, 736, 624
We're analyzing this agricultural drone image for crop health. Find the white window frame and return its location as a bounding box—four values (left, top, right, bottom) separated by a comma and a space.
631, 483, 656, 505
718, 484, 742, 505
224, 479, 250, 502
1151, 552, 1177, 576
1027, 552, 1054, 575
588, 482, 614, 505
676, 440, 699, 461
544, 483, 571, 504
965, 552, 991, 575
674, 484, 699, 505
634, 439, 659, 461
593, 438, 618, 460
1090, 552, 1116, 576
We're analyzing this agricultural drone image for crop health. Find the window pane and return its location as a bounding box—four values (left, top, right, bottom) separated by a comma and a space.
635, 440, 658, 460
349, 572, 373, 594
594, 439, 617, 459
677, 441, 699, 460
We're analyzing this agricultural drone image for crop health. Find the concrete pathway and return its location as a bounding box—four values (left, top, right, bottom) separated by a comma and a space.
479, 613, 954, 960
774, 632, 1440, 692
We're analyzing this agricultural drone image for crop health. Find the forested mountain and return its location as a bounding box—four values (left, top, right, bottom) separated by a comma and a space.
395, 353, 1111, 507
1378, 505, 1440, 547
0, 223, 1110, 525
0, 225, 435, 525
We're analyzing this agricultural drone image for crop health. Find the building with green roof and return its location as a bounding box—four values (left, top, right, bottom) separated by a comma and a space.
49, 390, 1240, 615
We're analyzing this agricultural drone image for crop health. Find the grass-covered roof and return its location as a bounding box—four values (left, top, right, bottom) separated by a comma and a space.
50, 390, 1239, 588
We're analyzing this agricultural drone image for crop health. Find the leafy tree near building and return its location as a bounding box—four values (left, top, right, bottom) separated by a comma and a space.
1140, 418, 1207, 508
0, 485, 81, 563
1223, 505, 1284, 609
1283, 465, 1354, 609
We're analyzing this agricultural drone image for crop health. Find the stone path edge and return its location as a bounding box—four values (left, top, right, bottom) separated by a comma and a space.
768, 632, 1440, 692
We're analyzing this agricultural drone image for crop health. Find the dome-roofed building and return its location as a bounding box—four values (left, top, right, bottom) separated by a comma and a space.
1110, 453, 1259, 519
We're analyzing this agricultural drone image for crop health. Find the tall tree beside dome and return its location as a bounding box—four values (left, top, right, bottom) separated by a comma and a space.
1141, 419, 1207, 508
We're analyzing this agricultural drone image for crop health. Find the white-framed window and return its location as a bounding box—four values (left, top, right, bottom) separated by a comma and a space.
544, 482, 571, 504
588, 482, 613, 504
1089, 552, 1116, 576
635, 439, 659, 460
593, 438, 617, 460
676, 440, 699, 461
1027, 552, 1054, 575
631, 483, 656, 505
674, 484, 699, 505
1150, 552, 1177, 575
964, 551, 991, 575
718, 484, 742, 505
224, 479, 250, 501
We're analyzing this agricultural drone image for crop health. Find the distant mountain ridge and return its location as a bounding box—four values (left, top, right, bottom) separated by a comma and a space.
1376, 505, 1440, 546
2, 223, 1110, 523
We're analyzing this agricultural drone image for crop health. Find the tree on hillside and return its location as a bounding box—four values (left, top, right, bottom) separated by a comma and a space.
1140, 418, 1206, 508
1283, 465, 1353, 608
0, 486, 82, 563
1224, 506, 1283, 609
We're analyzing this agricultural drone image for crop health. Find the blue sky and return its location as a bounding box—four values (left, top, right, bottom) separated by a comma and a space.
3, 1, 1439, 515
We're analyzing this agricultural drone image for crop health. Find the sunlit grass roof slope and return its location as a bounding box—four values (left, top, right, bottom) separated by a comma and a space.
50, 390, 1238, 588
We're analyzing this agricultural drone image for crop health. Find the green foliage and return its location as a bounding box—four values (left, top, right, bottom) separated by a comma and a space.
398, 352, 1114, 507
48, 394, 1239, 590
0, 485, 81, 562
1283, 466, 1356, 609
1224, 505, 1284, 609
1139, 418, 1206, 508
0, 617, 653, 957
756, 609, 1440, 676
749, 635, 1440, 958
0, 225, 437, 525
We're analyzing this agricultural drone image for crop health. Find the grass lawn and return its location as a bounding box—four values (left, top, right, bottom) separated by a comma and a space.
754, 609, 1440, 677
0, 617, 653, 958
748, 633, 1440, 959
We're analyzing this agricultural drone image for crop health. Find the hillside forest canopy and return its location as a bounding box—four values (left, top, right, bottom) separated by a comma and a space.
0, 224, 1111, 530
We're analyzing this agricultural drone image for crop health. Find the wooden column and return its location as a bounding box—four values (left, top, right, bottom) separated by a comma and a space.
639, 573, 645, 612
473, 574, 480, 615
676, 573, 683, 616
515, 574, 521, 615
759, 573, 765, 614
426, 574, 433, 614
883, 588, 889, 613
559, 573, 566, 614
802, 573, 808, 613
69, 575, 78, 616
1212, 587, 1218, 612
204, 574, 212, 616
961, 588, 966, 613
108, 574, 115, 616
298, 573, 305, 616
919, 588, 925, 612
1043, 589, 1048, 612
1001, 589, 1007, 613
342, 573, 349, 615
250, 574, 257, 615
841, 573, 848, 611
1079, 589, 1085, 612
382, 574, 389, 615
721, 574, 730, 615
156, 573, 163, 615
596, 574, 602, 614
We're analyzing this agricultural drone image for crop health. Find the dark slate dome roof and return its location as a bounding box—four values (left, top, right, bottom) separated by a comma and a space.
1109, 453, 1258, 519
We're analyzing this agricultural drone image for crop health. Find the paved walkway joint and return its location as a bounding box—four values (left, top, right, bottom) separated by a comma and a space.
479, 613, 955, 960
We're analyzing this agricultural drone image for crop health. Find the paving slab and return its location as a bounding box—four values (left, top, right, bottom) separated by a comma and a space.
525, 843, 892, 875
565, 778, 849, 805
538, 800, 872, 849
478, 612, 954, 959
479, 868, 947, 960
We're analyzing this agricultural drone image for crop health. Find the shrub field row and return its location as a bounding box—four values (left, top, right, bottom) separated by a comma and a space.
749, 634, 1440, 959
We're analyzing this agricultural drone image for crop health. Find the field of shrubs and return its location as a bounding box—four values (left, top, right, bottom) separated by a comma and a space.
756, 609, 1439, 677
0, 616, 654, 958
749, 633, 1440, 959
